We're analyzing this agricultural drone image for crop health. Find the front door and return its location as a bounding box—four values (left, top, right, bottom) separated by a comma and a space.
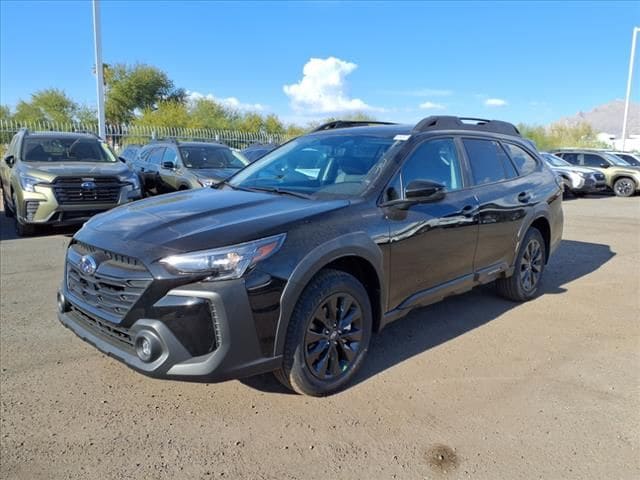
386, 137, 479, 310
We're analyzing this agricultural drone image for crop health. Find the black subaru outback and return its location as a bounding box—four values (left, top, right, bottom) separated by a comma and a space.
57, 116, 563, 396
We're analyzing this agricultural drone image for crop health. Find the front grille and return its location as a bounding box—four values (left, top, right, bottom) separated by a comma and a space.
66, 242, 152, 321
69, 306, 134, 350
53, 176, 122, 205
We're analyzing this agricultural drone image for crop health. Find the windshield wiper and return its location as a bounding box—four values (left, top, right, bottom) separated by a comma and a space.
244, 186, 312, 199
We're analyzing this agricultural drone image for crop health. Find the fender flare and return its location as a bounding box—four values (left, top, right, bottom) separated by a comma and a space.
273, 231, 385, 356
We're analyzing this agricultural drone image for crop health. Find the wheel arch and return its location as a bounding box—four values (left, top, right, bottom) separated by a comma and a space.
273, 233, 385, 356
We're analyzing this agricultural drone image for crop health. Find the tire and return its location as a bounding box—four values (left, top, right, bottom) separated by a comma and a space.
11, 190, 35, 236
613, 177, 636, 197
3, 190, 14, 218
496, 227, 546, 302
275, 269, 373, 396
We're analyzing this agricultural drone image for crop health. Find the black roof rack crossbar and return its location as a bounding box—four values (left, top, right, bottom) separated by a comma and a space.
413, 115, 521, 137
311, 120, 398, 132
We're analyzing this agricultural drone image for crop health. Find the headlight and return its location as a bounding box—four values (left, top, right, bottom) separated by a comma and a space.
568, 171, 585, 187
18, 173, 42, 192
159, 233, 286, 279
197, 178, 215, 187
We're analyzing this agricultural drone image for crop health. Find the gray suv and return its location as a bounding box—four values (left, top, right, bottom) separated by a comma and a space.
131, 140, 249, 196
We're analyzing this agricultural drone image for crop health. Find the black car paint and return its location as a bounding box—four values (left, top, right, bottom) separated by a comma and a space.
59, 124, 563, 382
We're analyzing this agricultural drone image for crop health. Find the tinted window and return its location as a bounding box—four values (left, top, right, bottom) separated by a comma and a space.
504, 143, 538, 175
615, 153, 640, 166
561, 153, 578, 165
179, 146, 247, 169
22, 136, 116, 163
162, 147, 179, 165
148, 148, 165, 165
401, 138, 463, 192
463, 138, 514, 185
583, 154, 603, 167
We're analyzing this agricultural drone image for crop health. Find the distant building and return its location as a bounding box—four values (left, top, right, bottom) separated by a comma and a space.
597, 132, 640, 152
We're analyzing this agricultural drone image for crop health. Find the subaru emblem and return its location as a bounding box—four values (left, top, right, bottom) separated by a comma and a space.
81, 181, 97, 190
79, 255, 97, 275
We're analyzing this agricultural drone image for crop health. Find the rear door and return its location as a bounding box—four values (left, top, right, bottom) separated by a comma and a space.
158, 147, 180, 192
461, 137, 535, 275
386, 137, 479, 309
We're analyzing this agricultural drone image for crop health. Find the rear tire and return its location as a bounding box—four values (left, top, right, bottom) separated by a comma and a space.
496, 227, 546, 302
275, 269, 372, 396
613, 177, 636, 197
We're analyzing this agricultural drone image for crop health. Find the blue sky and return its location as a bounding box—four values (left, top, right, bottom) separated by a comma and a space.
1, 1, 638, 126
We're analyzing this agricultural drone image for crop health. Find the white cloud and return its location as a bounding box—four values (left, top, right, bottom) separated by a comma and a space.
186, 90, 266, 111
283, 57, 379, 114
485, 98, 508, 107
419, 101, 446, 110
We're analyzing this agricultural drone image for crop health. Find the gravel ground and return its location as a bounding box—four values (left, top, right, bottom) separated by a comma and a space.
1, 195, 639, 480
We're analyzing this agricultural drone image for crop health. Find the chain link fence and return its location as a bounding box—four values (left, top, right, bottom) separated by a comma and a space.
0, 120, 290, 151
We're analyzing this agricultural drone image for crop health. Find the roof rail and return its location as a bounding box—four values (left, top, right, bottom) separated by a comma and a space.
311, 120, 398, 132
151, 137, 180, 144
413, 116, 521, 137
72, 129, 101, 139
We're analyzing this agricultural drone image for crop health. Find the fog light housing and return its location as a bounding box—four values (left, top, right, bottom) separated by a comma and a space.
57, 291, 70, 313
134, 331, 162, 363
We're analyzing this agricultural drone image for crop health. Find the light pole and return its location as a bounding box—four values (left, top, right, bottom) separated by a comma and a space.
92, 0, 106, 139
621, 27, 639, 152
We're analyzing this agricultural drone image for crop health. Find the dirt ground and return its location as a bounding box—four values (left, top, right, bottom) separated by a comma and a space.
1, 195, 639, 480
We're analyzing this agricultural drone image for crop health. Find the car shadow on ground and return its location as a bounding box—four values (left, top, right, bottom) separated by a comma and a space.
240, 239, 615, 394
0, 207, 79, 241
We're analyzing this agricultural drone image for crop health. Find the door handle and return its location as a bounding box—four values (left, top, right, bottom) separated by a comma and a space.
517, 192, 531, 203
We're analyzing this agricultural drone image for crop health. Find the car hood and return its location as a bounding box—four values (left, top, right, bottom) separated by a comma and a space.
191, 167, 240, 181
77, 187, 350, 260
22, 161, 131, 181
550, 165, 599, 175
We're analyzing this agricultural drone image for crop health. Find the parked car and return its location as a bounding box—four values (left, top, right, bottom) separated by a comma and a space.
0, 129, 142, 236
242, 143, 279, 162
551, 149, 640, 197
609, 151, 640, 167
118, 144, 142, 165
540, 152, 606, 197
131, 140, 249, 195
57, 115, 563, 396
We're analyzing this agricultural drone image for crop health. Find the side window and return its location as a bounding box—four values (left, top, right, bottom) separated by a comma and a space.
162, 148, 178, 165
562, 153, 579, 165
503, 143, 538, 175
401, 138, 463, 192
583, 154, 603, 167
148, 148, 165, 165
462, 138, 514, 185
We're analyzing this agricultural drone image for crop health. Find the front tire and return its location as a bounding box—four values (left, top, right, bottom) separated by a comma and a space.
2, 190, 14, 218
496, 227, 546, 302
613, 177, 636, 197
275, 269, 372, 396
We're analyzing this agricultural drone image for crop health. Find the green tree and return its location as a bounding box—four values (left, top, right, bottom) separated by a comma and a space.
134, 100, 191, 129
13, 89, 77, 124
0, 105, 13, 122
518, 122, 606, 150
188, 98, 237, 130
104, 63, 184, 124
264, 114, 285, 134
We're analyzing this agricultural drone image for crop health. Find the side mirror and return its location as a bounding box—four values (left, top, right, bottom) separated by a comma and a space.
600, 163, 610, 169
405, 180, 446, 202
162, 161, 176, 170
118, 156, 128, 163
4, 155, 15, 167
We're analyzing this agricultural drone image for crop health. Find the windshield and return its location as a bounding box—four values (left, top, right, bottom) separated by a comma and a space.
179, 146, 248, 169
22, 137, 117, 163
543, 153, 570, 167
604, 152, 631, 166
229, 134, 397, 197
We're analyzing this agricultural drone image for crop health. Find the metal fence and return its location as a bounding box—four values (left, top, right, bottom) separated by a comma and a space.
0, 120, 290, 150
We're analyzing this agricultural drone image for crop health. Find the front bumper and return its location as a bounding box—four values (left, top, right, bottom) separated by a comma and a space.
16, 184, 142, 225
571, 176, 606, 193
57, 278, 282, 382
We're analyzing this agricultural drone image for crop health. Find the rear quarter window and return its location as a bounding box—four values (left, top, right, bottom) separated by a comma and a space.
503, 143, 538, 175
